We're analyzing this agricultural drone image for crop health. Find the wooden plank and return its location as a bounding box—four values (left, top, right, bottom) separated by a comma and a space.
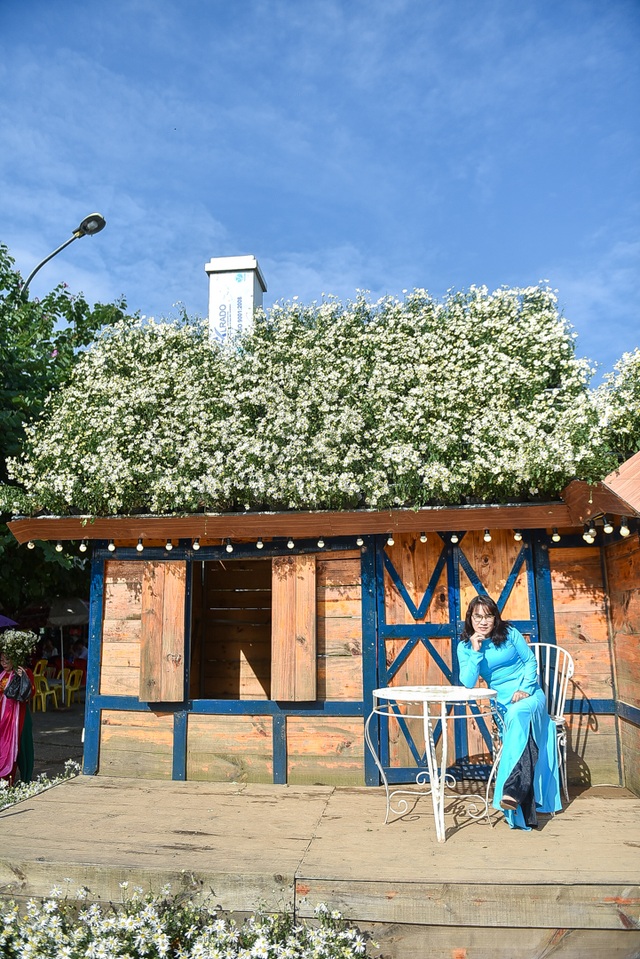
102, 618, 142, 643
186, 714, 273, 783
99, 709, 174, 779
271, 555, 316, 701
160, 561, 187, 700
317, 656, 362, 701
286, 717, 364, 786
100, 642, 141, 669
326, 924, 640, 959
102, 581, 143, 620
295, 554, 316, 701
140, 562, 164, 701
139, 561, 186, 702
271, 556, 297, 700
620, 717, 640, 796
99, 666, 140, 696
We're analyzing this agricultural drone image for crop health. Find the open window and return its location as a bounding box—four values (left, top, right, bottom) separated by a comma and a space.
190, 555, 317, 701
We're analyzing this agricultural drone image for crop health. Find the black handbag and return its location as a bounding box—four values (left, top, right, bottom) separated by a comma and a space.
4, 670, 32, 703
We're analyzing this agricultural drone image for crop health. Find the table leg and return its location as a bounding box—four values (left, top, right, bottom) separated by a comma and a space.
423, 701, 446, 842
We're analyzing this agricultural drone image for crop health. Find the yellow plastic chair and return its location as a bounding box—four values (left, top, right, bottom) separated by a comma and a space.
32, 659, 48, 678
64, 669, 84, 706
32, 675, 60, 712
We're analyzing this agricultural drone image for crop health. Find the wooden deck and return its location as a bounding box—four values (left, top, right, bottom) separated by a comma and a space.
1, 777, 639, 958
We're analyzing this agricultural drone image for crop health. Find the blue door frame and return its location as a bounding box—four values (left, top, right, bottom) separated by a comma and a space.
368, 531, 542, 784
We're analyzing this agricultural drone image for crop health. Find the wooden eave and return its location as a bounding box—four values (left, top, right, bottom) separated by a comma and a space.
8, 501, 574, 546
562, 451, 640, 526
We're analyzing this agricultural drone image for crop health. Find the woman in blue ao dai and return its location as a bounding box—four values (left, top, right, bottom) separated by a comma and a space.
457, 596, 562, 830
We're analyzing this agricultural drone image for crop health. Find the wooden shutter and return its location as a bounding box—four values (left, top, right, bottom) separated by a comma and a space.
271, 554, 316, 701
140, 561, 186, 702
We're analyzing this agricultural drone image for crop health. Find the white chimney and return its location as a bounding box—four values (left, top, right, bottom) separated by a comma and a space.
204, 255, 267, 345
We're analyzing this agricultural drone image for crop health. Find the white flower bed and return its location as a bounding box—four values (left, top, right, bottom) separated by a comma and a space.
2, 286, 618, 516
0, 887, 375, 957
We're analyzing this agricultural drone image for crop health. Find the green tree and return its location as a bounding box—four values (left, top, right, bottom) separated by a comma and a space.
0, 242, 130, 614
595, 348, 640, 462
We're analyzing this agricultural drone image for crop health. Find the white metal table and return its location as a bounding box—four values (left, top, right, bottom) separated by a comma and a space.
365, 684, 497, 842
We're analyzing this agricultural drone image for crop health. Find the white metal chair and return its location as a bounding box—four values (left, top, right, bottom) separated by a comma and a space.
486, 641, 575, 808
532, 642, 574, 803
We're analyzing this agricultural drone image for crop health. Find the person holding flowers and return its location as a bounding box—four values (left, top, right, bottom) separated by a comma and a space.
0, 629, 36, 784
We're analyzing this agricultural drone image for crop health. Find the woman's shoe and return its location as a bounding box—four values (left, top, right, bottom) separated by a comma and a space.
500, 795, 518, 811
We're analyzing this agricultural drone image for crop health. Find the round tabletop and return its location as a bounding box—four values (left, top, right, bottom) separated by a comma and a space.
372, 685, 497, 703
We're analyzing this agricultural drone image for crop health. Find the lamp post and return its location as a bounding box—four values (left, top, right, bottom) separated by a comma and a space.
20, 213, 107, 298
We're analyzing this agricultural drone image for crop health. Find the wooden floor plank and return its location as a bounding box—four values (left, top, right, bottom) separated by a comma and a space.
0, 777, 638, 944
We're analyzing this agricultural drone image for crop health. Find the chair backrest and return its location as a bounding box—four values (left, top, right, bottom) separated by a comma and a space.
34, 675, 53, 694
66, 669, 83, 692
532, 642, 574, 720
33, 659, 48, 677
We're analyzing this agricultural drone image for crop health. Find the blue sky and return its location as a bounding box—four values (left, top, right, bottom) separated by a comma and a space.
1, 0, 638, 380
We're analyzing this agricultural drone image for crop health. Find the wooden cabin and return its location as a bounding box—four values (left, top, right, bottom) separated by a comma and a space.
9, 454, 640, 796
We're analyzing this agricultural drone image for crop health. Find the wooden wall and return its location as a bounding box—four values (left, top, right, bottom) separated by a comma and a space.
382, 531, 533, 772
605, 534, 640, 796
549, 542, 619, 787
95, 552, 364, 785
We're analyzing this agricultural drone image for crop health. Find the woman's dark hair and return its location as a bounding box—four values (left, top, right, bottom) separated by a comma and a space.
461, 595, 509, 646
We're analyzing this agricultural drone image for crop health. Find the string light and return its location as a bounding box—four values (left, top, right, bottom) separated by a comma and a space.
620, 517, 630, 537
582, 524, 595, 544
165, 539, 173, 551
107, 540, 116, 552
483, 529, 492, 543
587, 520, 596, 538
513, 530, 523, 542
317, 538, 325, 548
287, 539, 295, 549
603, 515, 614, 534
225, 539, 234, 553
136, 538, 144, 552
356, 537, 364, 546
387, 534, 395, 546
192, 538, 200, 550
420, 532, 427, 543
79, 539, 88, 552
27, 541, 35, 549
55, 541, 63, 552
551, 528, 561, 543
450, 532, 459, 544
256, 538, 264, 549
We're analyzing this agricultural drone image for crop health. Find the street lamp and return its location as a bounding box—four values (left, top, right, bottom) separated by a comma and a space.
20, 213, 106, 298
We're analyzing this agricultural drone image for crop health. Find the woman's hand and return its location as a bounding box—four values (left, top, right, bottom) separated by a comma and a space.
511, 690, 530, 703
470, 632, 484, 653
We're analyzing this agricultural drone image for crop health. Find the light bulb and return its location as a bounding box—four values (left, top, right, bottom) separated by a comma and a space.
192, 538, 200, 550
107, 540, 116, 552
226, 540, 233, 553
165, 539, 173, 551
450, 533, 459, 544
420, 532, 427, 543
317, 538, 325, 548
256, 538, 264, 549
387, 535, 395, 546
55, 541, 63, 553
513, 530, 523, 542
620, 518, 630, 537
79, 539, 88, 553
356, 537, 364, 547
483, 529, 492, 543
27, 541, 35, 549
136, 538, 144, 552
603, 516, 614, 534
287, 539, 295, 549
551, 528, 561, 543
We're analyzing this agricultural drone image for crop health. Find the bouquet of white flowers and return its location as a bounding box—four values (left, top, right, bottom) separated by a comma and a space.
0, 629, 37, 668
